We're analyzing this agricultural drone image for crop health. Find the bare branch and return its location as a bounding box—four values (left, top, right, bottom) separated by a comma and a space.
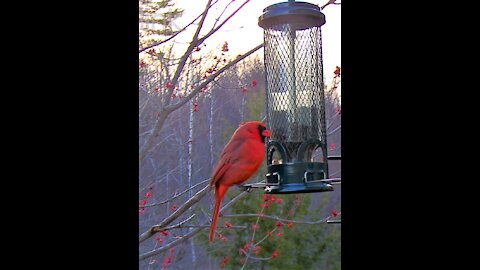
211, 0, 236, 30
139, 95, 153, 118
243, 254, 273, 261
327, 125, 341, 136
143, 179, 210, 208
139, 190, 250, 260
139, 4, 263, 163
139, 108, 169, 162
329, 170, 341, 176
253, 227, 278, 247
140, 227, 203, 261
139, 128, 154, 138
222, 213, 335, 225
326, 113, 340, 131
148, 133, 176, 153
139, 184, 212, 243
320, 0, 341, 10
166, 43, 264, 112
197, 0, 252, 45
173, 225, 247, 230
162, 215, 196, 231
218, 188, 250, 213
164, 0, 212, 97
139, 0, 222, 53
139, 164, 181, 194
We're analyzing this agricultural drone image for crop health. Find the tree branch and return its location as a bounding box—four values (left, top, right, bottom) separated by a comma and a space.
139, 107, 169, 162
140, 227, 203, 261
139, 190, 250, 261
163, 0, 212, 104
327, 125, 341, 136
326, 113, 340, 131
320, 0, 341, 10
139, 0, 222, 53
329, 169, 341, 176
162, 215, 196, 231
243, 254, 273, 261
197, 0, 251, 45
211, 0, 236, 30
253, 227, 278, 247
172, 224, 247, 230
139, 184, 212, 243
165, 43, 264, 112
222, 213, 336, 225
139, 164, 181, 194
143, 178, 210, 208
139, 3, 262, 163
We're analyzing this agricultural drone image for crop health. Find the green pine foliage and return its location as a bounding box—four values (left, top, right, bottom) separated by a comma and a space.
199, 188, 340, 269
139, 0, 183, 49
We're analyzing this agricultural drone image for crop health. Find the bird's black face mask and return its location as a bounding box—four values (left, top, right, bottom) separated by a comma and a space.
257, 124, 272, 142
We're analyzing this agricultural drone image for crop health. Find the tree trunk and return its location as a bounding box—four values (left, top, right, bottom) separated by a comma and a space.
187, 90, 197, 266
209, 95, 214, 170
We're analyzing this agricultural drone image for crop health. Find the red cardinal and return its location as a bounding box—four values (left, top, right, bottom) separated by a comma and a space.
209, 121, 272, 242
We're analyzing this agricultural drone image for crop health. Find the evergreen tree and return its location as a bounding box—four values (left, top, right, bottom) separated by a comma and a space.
139, 0, 183, 50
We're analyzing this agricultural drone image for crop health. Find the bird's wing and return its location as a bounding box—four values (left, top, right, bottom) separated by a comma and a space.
210, 157, 232, 188
210, 138, 243, 187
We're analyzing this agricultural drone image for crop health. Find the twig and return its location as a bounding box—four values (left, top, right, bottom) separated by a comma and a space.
253, 227, 278, 247
142, 179, 210, 208
139, 164, 181, 194
326, 114, 340, 131
139, 45, 263, 162
165, 43, 264, 112
140, 227, 203, 261
320, 0, 341, 10
327, 125, 341, 136
222, 213, 334, 225
161, 215, 196, 232
241, 197, 266, 269
211, 0, 236, 30
139, 190, 250, 260
139, 184, 212, 243
139, 0, 222, 53
243, 254, 273, 261
197, 0, 252, 45
176, 225, 247, 229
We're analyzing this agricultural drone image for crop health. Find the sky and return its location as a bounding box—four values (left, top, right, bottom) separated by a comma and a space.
170, 0, 340, 81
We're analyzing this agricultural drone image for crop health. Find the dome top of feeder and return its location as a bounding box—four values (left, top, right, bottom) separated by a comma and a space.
258, 1, 325, 30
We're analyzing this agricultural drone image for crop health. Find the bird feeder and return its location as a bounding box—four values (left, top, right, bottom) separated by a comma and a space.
258, 1, 337, 194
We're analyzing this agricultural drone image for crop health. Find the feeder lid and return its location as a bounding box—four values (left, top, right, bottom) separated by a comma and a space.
258, 1, 325, 30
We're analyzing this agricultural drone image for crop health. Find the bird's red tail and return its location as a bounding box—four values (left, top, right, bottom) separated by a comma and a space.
209, 185, 229, 242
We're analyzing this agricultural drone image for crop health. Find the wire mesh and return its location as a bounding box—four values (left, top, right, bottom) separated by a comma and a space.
264, 24, 326, 162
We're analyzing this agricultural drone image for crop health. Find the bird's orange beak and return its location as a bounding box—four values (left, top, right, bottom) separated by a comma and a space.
262, 129, 272, 138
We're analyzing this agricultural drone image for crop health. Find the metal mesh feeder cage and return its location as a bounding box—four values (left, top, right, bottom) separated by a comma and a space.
257, 1, 336, 194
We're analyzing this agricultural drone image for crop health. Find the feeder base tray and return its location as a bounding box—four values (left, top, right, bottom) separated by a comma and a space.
265, 182, 333, 194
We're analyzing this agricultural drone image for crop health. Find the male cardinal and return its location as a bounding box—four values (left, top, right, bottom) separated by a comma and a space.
209, 121, 272, 242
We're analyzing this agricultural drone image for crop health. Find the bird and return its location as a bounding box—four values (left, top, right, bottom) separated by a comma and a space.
209, 121, 272, 242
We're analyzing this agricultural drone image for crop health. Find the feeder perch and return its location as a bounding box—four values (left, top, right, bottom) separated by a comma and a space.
255, 0, 339, 194
327, 220, 341, 224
